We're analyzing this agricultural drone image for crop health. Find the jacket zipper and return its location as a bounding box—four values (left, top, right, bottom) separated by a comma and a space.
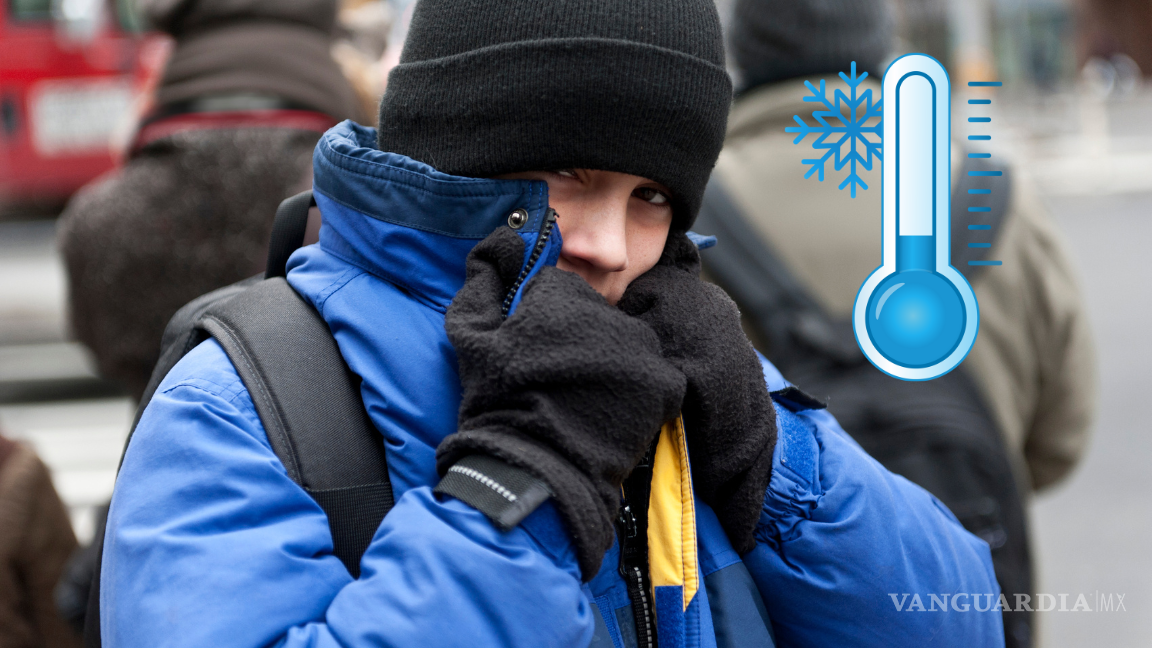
501, 208, 557, 318
616, 437, 660, 648
499, 208, 658, 645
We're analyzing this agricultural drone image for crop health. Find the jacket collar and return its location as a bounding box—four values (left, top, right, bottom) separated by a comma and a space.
311, 121, 551, 311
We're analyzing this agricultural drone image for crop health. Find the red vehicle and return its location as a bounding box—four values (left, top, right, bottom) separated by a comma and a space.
0, 0, 166, 206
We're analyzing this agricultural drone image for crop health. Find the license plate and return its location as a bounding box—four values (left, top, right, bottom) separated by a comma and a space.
29, 77, 134, 156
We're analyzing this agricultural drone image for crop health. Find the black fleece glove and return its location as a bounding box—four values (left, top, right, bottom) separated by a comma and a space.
437, 227, 686, 579
617, 231, 778, 554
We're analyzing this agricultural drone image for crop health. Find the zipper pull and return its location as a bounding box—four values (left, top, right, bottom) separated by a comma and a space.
617, 503, 638, 540
500, 208, 559, 319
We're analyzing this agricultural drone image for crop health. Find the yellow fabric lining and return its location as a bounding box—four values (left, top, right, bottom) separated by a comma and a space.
646, 416, 699, 611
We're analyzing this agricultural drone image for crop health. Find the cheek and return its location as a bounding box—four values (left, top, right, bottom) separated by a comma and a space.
601, 220, 667, 305
625, 213, 672, 279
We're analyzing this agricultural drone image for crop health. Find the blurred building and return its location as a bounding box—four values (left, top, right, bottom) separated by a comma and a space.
894, 0, 1082, 89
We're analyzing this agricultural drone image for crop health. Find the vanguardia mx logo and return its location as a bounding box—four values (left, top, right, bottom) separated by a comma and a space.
889, 592, 1127, 612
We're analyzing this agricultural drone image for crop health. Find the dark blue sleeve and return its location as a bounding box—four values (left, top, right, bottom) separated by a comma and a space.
102, 340, 594, 648
742, 404, 1005, 648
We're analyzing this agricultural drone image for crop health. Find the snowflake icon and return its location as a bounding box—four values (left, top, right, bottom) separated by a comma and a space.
785, 61, 883, 198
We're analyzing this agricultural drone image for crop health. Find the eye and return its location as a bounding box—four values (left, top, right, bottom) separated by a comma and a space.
633, 186, 670, 205
556, 169, 578, 179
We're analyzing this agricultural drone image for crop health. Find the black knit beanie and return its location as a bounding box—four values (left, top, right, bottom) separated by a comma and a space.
730, 0, 895, 94
377, 0, 733, 230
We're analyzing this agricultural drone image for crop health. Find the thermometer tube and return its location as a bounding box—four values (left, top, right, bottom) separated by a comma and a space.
852, 54, 980, 381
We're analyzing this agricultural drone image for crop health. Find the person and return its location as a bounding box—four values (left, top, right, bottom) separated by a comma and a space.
713, 5, 1096, 646
100, 1, 1004, 646
0, 434, 81, 648
55, 0, 364, 630
58, 0, 362, 403
720, 0, 1097, 500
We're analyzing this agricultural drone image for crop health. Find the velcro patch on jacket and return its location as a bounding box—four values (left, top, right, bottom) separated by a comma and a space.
769, 385, 827, 412
435, 455, 552, 531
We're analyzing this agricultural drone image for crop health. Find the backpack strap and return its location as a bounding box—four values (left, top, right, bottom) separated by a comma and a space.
265, 189, 315, 279
120, 277, 263, 466
126, 189, 393, 577
86, 192, 386, 647
198, 277, 394, 578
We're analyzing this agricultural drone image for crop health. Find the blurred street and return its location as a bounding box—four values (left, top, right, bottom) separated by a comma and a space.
1030, 189, 1152, 647
1004, 85, 1152, 648
1, 86, 1149, 645
0, 217, 132, 543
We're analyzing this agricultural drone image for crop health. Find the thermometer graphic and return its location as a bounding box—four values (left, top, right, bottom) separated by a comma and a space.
853, 54, 979, 381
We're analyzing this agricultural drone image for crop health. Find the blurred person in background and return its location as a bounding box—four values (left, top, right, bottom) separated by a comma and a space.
57, 0, 362, 403
51, 0, 363, 631
700, 0, 1097, 645
720, 0, 1096, 504
0, 433, 80, 648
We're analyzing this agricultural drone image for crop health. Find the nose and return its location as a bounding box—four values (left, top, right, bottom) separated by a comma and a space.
557, 198, 629, 273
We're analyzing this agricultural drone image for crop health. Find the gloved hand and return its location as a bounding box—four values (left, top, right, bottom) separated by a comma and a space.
437, 227, 686, 579
618, 231, 777, 553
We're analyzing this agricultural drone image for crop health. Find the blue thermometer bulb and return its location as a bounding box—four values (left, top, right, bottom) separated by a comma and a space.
853, 54, 979, 380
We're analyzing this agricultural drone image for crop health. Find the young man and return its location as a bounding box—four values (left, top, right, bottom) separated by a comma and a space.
102, 1, 1004, 646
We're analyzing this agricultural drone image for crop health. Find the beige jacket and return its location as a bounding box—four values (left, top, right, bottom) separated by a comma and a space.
0, 437, 80, 648
711, 77, 1097, 493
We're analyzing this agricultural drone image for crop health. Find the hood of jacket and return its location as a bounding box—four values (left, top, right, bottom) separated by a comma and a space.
306, 121, 559, 313
285, 120, 561, 498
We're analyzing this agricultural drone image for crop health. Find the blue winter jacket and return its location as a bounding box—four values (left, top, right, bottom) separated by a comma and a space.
102, 121, 1004, 648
